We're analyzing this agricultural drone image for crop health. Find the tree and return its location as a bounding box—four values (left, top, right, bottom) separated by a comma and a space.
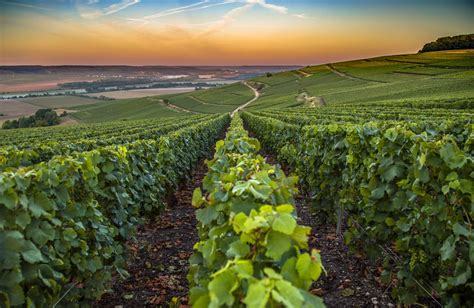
2, 108, 61, 129
419, 34, 474, 52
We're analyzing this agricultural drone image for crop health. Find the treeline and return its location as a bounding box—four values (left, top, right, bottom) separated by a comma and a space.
419, 34, 474, 52
2, 109, 61, 129
59, 79, 219, 92
59, 78, 157, 89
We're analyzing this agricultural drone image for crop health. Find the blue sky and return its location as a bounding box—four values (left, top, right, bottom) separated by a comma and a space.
1, 0, 473, 65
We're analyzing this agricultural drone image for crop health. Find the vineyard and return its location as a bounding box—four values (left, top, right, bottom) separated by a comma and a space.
0, 50, 473, 307
241, 103, 474, 306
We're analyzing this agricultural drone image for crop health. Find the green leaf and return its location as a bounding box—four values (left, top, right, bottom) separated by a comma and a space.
21, 240, 43, 264
459, 179, 474, 195
300, 290, 325, 308
384, 128, 398, 142
0, 189, 18, 209
199, 239, 216, 266
273, 213, 296, 235
243, 215, 268, 232
396, 218, 411, 232
244, 281, 269, 308
232, 212, 248, 233
192, 188, 204, 208
27, 221, 55, 246
296, 252, 322, 281
264, 267, 283, 280
196, 206, 219, 225
453, 223, 470, 237
29, 192, 54, 218
276, 204, 294, 214
273, 280, 304, 308
233, 260, 253, 279
227, 240, 250, 258
8, 284, 25, 306
442, 184, 450, 194
63, 228, 77, 241
266, 231, 291, 260
385, 217, 395, 226
291, 225, 310, 249
15, 211, 31, 229
281, 257, 301, 287
440, 143, 466, 169
249, 184, 272, 200
370, 187, 385, 200
209, 269, 238, 307
446, 171, 458, 181
0, 231, 25, 269
447, 260, 471, 286
382, 164, 404, 182
440, 235, 456, 261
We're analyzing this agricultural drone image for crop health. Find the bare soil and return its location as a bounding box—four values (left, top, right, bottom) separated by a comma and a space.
0, 99, 40, 120
85, 88, 196, 99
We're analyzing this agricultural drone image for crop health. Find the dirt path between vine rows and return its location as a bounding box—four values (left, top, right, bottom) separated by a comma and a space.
96, 161, 208, 307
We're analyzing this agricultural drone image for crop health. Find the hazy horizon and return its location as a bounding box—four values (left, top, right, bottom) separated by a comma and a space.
1, 0, 473, 66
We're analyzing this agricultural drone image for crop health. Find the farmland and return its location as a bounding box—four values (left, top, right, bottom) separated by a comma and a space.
248, 50, 474, 109
84, 87, 196, 99
0, 49, 473, 307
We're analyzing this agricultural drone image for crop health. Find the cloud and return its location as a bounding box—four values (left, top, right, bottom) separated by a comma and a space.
77, 0, 140, 19
140, 0, 289, 20
124, 0, 305, 37
194, 0, 290, 36
293, 13, 311, 19
246, 0, 287, 14
142, 1, 233, 20
3, 1, 57, 12
198, 3, 253, 36
104, 0, 140, 15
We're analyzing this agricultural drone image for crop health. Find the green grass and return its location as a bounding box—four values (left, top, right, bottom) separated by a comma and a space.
19, 95, 101, 108
155, 96, 235, 114
72, 98, 186, 122
191, 82, 253, 105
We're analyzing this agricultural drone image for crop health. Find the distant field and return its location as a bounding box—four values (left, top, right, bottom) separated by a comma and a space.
19, 95, 101, 108
0, 95, 100, 125
71, 97, 188, 122
85, 87, 196, 99
0, 74, 97, 92
0, 99, 41, 123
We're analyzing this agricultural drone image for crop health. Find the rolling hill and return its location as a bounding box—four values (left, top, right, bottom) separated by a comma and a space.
68, 49, 474, 122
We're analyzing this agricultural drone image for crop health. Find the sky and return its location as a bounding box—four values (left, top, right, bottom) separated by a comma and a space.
0, 0, 473, 65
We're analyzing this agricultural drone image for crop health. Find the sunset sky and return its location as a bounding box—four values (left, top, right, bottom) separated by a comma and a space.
0, 0, 473, 65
